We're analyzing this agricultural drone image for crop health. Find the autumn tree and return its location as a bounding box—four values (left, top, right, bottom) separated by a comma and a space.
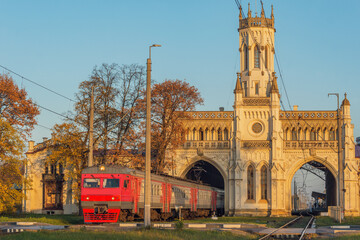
138, 79, 203, 173
74, 63, 145, 164
47, 123, 88, 202
0, 74, 39, 213
0, 118, 25, 212
0, 74, 40, 138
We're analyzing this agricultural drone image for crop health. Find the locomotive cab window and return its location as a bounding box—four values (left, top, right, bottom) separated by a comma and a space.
123, 179, 129, 189
83, 178, 100, 188
103, 179, 119, 188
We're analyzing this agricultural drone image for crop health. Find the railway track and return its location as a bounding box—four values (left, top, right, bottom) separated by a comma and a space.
258, 211, 315, 240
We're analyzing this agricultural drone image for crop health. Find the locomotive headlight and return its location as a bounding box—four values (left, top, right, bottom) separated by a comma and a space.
112, 197, 115, 200
86, 197, 89, 200
99, 165, 105, 171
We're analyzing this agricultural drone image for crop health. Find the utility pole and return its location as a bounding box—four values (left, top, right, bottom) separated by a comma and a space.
144, 44, 161, 227
88, 86, 94, 167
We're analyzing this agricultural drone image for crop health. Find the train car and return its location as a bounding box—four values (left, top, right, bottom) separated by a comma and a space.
81, 165, 223, 223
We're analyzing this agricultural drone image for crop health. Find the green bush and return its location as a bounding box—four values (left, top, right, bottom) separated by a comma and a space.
175, 220, 184, 230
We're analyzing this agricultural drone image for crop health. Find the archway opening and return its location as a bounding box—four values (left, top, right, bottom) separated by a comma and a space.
184, 160, 224, 189
291, 161, 336, 214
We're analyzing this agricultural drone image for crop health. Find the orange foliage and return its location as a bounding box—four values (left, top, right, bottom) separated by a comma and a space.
0, 74, 39, 138
138, 79, 203, 173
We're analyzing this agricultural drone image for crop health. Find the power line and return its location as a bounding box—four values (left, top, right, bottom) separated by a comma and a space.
0, 64, 75, 102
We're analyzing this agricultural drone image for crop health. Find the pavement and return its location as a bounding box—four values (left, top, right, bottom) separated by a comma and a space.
0, 222, 68, 234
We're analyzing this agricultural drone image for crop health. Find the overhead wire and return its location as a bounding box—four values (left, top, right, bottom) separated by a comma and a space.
0, 64, 75, 102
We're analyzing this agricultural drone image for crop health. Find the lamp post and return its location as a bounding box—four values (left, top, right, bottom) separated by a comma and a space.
144, 44, 161, 227
328, 93, 343, 222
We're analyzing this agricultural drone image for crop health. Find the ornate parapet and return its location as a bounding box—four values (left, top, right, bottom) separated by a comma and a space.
243, 97, 270, 106
280, 111, 337, 120
239, 17, 274, 30
184, 111, 233, 120
284, 140, 338, 149
182, 140, 230, 149
242, 140, 270, 148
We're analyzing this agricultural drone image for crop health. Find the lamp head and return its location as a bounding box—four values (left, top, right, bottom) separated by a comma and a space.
151, 44, 162, 47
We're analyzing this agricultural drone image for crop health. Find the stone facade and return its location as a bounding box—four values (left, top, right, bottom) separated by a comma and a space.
168, 5, 360, 217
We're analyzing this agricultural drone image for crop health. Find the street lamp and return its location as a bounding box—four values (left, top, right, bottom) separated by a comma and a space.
144, 44, 161, 227
328, 93, 343, 222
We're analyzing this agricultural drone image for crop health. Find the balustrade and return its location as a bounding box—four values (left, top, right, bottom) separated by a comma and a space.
182, 140, 230, 149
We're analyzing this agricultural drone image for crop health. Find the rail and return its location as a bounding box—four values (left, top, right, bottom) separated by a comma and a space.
258, 210, 315, 240
299, 213, 315, 240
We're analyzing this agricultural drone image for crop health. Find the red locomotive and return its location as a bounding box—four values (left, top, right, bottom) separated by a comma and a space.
81, 165, 224, 223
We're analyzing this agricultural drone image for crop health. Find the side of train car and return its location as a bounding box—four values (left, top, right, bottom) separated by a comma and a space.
81, 165, 224, 223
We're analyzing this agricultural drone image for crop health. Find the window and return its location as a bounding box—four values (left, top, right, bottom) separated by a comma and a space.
217, 128, 222, 141
192, 128, 196, 140
265, 47, 268, 69
244, 81, 248, 97
329, 129, 335, 141
244, 45, 248, 70
254, 45, 260, 68
261, 166, 268, 200
292, 129, 297, 141
199, 128, 204, 141
304, 129, 307, 140
103, 179, 120, 188
247, 165, 254, 200
205, 128, 209, 140
310, 129, 316, 141
123, 179, 129, 189
255, 82, 259, 95
83, 178, 100, 188
224, 128, 229, 141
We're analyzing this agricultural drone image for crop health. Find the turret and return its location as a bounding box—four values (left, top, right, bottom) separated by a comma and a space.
238, 3, 275, 98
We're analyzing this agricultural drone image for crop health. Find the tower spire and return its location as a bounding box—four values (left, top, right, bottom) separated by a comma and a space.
239, 4, 243, 19
234, 72, 243, 93
248, 2, 252, 18
271, 5, 274, 20
261, 1, 265, 18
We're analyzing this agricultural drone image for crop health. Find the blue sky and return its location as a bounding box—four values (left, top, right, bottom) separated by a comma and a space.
1, 0, 359, 144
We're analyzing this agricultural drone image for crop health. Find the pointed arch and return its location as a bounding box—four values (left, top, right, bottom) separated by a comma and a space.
243, 44, 248, 70
260, 165, 268, 200
254, 45, 261, 68
247, 164, 255, 200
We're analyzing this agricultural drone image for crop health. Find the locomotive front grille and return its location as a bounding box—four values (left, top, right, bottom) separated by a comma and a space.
83, 208, 120, 223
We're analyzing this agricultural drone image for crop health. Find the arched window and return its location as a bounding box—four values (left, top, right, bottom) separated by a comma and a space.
284, 128, 289, 140
217, 128, 222, 141
261, 165, 267, 200
329, 128, 335, 141
291, 128, 297, 141
244, 45, 248, 70
211, 128, 215, 140
199, 128, 204, 141
254, 45, 260, 68
247, 165, 254, 200
205, 128, 209, 140
310, 129, 316, 141
265, 46, 268, 69
224, 128, 229, 140
192, 128, 196, 140
304, 128, 307, 140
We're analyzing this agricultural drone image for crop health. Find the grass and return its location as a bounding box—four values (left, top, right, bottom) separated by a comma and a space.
0, 229, 257, 240
0, 213, 83, 225
316, 216, 360, 227
183, 216, 296, 228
